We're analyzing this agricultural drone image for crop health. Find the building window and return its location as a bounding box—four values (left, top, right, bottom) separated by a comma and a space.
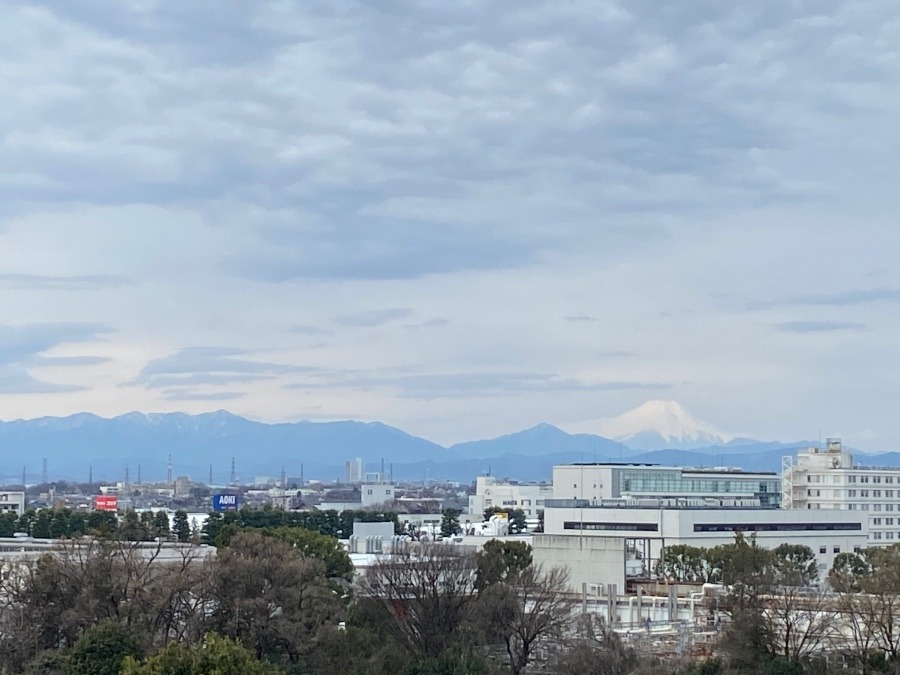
875, 518, 882, 525
875, 476, 883, 484
888, 477, 895, 484
875, 532, 883, 540
849, 476, 857, 484
875, 490, 882, 498
862, 476, 870, 484
819, 546, 826, 554
834, 546, 841, 553
849, 490, 857, 497
888, 505, 895, 512
875, 505, 883, 512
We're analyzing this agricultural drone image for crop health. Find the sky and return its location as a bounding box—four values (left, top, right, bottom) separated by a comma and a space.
1, 0, 899, 448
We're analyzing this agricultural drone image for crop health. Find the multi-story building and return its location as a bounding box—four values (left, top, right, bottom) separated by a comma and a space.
535, 498, 868, 592
345, 458, 364, 484
783, 438, 900, 547
552, 462, 780, 506
468, 476, 553, 520
0, 492, 25, 518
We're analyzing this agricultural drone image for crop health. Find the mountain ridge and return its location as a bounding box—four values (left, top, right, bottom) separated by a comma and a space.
0, 408, 891, 484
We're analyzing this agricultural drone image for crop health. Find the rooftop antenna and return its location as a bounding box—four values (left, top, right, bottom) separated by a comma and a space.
167, 454, 173, 486
42, 458, 48, 485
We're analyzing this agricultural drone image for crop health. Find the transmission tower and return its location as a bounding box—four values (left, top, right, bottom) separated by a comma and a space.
42, 458, 48, 485
167, 454, 173, 486
230, 457, 236, 485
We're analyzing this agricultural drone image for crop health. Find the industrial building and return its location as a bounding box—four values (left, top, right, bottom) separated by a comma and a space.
535, 498, 868, 592
783, 437, 900, 547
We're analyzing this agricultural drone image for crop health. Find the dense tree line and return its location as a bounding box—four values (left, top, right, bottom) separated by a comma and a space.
201, 505, 399, 545
2, 508, 177, 541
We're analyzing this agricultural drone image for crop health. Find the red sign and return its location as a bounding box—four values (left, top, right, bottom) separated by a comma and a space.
94, 495, 118, 512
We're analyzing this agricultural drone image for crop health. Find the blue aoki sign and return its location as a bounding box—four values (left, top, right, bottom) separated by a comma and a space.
211, 493, 239, 511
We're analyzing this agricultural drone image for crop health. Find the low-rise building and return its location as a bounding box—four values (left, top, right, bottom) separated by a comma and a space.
468, 476, 553, 519
0, 492, 25, 518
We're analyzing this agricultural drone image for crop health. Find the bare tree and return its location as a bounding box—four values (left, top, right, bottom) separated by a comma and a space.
477, 563, 576, 675
761, 586, 836, 664
555, 614, 638, 675
359, 542, 478, 659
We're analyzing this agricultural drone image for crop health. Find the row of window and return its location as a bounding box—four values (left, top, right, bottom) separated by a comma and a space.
806, 489, 900, 498
693, 522, 862, 533
563, 521, 659, 532
806, 503, 898, 512
873, 532, 896, 540
808, 474, 898, 484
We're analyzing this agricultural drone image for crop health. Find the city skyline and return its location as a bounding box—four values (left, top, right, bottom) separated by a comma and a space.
1, 2, 899, 448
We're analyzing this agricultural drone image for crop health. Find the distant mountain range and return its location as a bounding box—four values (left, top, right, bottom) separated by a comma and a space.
1, 401, 896, 484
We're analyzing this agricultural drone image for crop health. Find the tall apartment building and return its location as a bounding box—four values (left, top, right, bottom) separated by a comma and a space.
552, 462, 781, 506
783, 438, 900, 547
468, 476, 553, 519
345, 458, 364, 484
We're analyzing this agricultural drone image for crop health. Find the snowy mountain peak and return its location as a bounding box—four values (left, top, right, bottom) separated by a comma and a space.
596, 400, 733, 450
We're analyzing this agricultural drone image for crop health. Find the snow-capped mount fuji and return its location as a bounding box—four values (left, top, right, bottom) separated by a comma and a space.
596, 400, 734, 451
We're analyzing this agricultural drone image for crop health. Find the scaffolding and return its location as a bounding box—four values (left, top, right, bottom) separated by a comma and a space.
781, 455, 794, 509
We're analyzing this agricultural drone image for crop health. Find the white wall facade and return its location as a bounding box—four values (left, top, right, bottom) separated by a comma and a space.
543, 503, 868, 580
468, 476, 552, 519
361, 483, 396, 507
532, 533, 626, 593
784, 440, 900, 548
0, 492, 25, 517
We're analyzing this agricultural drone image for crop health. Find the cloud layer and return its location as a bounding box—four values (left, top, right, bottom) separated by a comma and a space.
0, 1, 898, 448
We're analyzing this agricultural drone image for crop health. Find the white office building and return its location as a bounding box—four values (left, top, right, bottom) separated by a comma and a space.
468, 476, 553, 520
783, 438, 900, 547
552, 463, 781, 506
535, 499, 868, 592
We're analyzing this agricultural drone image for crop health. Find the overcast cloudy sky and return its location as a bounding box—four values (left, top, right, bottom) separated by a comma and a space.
1, 0, 899, 448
